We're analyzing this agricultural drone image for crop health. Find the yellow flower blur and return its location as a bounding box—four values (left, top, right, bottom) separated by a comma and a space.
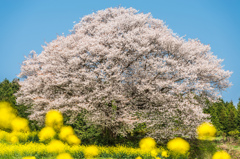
11, 117, 30, 132
10, 135, 19, 144
0, 102, 17, 129
66, 134, 81, 146
38, 127, 56, 142
0, 141, 189, 158
139, 137, 156, 151
6, 132, 30, 143
197, 122, 217, 140
22, 157, 36, 159
135, 157, 142, 159
57, 153, 73, 159
11, 131, 30, 142
161, 150, 169, 157
59, 126, 74, 141
150, 149, 158, 157
212, 150, 231, 159
45, 110, 63, 131
167, 137, 190, 154
47, 139, 65, 153
84, 145, 99, 158
0, 130, 8, 141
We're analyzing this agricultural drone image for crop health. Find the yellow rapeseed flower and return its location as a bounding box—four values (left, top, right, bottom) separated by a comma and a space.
22, 157, 36, 159
47, 139, 65, 153
7, 132, 30, 143
57, 153, 73, 159
167, 137, 190, 154
10, 135, 19, 144
0, 130, 8, 141
139, 137, 156, 151
59, 126, 74, 141
135, 157, 142, 159
11, 117, 30, 132
11, 131, 30, 142
38, 127, 56, 142
66, 134, 81, 146
161, 150, 169, 157
45, 110, 63, 131
150, 149, 158, 157
0, 102, 17, 129
84, 145, 99, 158
212, 150, 231, 159
197, 122, 217, 140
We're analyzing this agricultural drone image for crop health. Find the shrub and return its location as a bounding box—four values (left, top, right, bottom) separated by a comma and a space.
228, 130, 239, 139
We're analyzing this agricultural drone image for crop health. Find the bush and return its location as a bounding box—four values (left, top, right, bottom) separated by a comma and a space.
188, 139, 218, 159
64, 110, 147, 147
228, 130, 239, 139
216, 130, 224, 137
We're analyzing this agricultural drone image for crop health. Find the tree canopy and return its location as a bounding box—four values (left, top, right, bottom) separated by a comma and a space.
16, 7, 232, 140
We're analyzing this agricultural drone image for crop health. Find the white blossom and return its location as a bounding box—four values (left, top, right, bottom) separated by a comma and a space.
16, 7, 232, 140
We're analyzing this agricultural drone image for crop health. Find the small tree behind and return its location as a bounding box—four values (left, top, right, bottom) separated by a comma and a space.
237, 99, 240, 132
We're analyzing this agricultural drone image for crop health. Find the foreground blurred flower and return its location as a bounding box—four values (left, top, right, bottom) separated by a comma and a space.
11, 131, 30, 142
11, 117, 30, 132
84, 145, 99, 158
212, 150, 231, 159
0, 102, 17, 129
161, 150, 169, 158
167, 137, 190, 154
10, 135, 19, 144
22, 157, 36, 159
135, 157, 142, 159
66, 134, 81, 146
59, 126, 74, 141
38, 127, 56, 142
47, 139, 65, 153
0, 130, 8, 141
197, 122, 216, 140
45, 110, 63, 131
57, 153, 73, 159
139, 137, 156, 151
151, 149, 158, 157
7, 131, 30, 143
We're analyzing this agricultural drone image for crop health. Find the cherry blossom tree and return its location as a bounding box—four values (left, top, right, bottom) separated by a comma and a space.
16, 7, 232, 140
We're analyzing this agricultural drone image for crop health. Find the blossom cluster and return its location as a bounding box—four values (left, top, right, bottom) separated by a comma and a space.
16, 7, 232, 140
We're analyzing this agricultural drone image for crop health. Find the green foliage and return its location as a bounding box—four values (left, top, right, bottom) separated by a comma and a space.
237, 98, 240, 132
64, 110, 147, 147
228, 130, 240, 139
0, 79, 29, 119
63, 110, 102, 145
204, 98, 239, 136
0, 78, 40, 131
218, 103, 228, 132
188, 139, 218, 159
227, 109, 237, 132
1, 79, 26, 119
216, 130, 224, 137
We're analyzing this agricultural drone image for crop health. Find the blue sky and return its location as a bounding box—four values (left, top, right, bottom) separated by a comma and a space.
0, 0, 239, 105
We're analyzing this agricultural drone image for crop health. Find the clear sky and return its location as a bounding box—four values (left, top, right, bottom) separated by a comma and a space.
0, 0, 239, 105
